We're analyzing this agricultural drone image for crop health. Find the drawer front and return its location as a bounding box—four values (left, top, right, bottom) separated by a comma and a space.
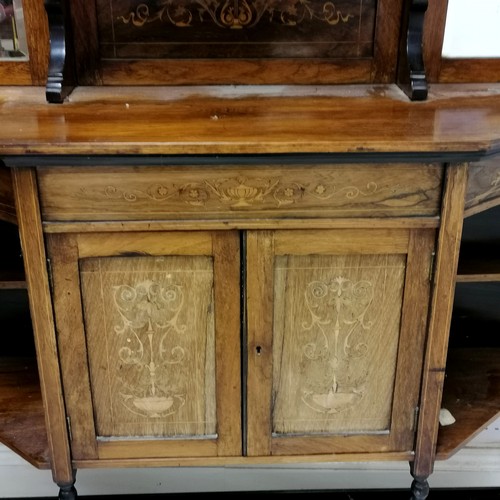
38, 163, 443, 222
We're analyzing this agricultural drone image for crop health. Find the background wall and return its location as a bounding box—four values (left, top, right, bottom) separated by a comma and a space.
442, 0, 500, 57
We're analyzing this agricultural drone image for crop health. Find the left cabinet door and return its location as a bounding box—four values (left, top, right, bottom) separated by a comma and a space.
46, 230, 241, 461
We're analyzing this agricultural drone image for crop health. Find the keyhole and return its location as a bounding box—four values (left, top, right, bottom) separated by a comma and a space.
256, 346, 262, 356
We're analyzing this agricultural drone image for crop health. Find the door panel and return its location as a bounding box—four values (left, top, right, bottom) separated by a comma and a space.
272, 253, 406, 435
47, 231, 241, 460
246, 229, 435, 456
80, 255, 216, 438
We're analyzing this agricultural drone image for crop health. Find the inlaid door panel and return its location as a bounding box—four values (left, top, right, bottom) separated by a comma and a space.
80, 255, 216, 438
70, 0, 408, 86
47, 231, 241, 461
246, 228, 435, 456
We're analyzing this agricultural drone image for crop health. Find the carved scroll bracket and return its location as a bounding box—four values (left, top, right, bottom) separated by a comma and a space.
44, 0, 75, 103
397, 0, 429, 101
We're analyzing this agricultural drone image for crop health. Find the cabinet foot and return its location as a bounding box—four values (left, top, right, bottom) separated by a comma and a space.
58, 484, 77, 500
410, 476, 430, 500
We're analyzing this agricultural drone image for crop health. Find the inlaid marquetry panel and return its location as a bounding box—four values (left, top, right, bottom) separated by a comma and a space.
38, 164, 443, 222
95, 0, 377, 59
465, 157, 500, 217
272, 253, 406, 435
79, 255, 216, 438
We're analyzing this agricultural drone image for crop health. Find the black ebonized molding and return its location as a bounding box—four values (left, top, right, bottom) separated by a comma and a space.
397, 0, 429, 101
0, 150, 491, 169
45, 0, 75, 103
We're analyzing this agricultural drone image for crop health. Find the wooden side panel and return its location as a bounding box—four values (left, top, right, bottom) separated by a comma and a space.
37, 164, 444, 221
80, 255, 217, 438
11, 169, 74, 485
272, 253, 406, 435
413, 163, 468, 478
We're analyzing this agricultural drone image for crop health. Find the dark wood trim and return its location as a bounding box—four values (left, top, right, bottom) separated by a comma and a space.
1, 150, 491, 169
44, 0, 75, 103
397, 0, 428, 100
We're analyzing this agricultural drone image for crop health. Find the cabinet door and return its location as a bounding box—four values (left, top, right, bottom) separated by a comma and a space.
47, 231, 241, 461
246, 228, 435, 456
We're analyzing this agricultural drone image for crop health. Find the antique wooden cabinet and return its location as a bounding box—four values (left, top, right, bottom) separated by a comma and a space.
0, 83, 499, 500
0, 1, 499, 499
38, 163, 440, 465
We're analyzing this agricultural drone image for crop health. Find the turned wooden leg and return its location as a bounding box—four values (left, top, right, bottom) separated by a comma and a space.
410, 475, 430, 500
58, 483, 77, 500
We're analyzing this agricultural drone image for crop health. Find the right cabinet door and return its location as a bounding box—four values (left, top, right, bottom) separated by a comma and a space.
246, 228, 435, 456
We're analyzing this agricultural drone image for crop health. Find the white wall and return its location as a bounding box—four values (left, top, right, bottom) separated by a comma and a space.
442, 0, 500, 58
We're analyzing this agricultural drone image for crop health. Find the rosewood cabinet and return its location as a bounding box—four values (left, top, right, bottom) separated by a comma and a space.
0, 84, 500, 500
9, 158, 452, 498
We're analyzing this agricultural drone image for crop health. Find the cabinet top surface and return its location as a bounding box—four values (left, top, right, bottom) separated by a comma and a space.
1, 84, 500, 158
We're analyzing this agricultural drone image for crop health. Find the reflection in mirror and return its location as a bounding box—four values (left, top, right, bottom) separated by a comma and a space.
0, 0, 28, 60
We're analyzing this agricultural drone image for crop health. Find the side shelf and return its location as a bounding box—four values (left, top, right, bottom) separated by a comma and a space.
437, 347, 500, 460
0, 220, 49, 469
437, 203, 500, 460
0, 357, 49, 469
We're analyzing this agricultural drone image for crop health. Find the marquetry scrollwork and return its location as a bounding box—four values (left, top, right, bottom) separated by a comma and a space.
464, 163, 500, 216
113, 280, 187, 418
100, 177, 381, 208
119, 0, 354, 29
300, 276, 374, 414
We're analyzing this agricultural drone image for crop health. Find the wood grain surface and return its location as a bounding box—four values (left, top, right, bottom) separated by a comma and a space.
0, 85, 499, 156
37, 164, 443, 222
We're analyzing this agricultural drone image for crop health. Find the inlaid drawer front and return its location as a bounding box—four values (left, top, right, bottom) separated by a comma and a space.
38, 164, 443, 221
